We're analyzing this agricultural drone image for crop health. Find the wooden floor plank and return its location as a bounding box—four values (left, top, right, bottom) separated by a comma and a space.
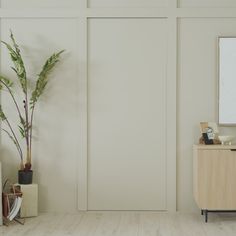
1, 212, 236, 236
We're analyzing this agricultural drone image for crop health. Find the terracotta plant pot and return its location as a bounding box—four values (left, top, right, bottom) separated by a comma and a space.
18, 170, 33, 184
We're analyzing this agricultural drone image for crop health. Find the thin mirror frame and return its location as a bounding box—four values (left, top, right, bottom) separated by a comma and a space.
217, 36, 236, 126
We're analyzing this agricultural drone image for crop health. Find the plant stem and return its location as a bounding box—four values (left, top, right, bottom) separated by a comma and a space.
4, 117, 23, 161
0, 80, 23, 121
2, 128, 23, 160
29, 105, 35, 160
24, 77, 30, 165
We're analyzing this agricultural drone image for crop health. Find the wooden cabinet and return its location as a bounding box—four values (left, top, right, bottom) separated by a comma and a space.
193, 144, 236, 221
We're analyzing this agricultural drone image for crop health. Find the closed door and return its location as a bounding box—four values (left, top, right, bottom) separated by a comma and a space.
88, 18, 167, 210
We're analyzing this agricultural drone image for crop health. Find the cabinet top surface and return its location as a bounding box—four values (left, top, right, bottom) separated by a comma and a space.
193, 144, 236, 150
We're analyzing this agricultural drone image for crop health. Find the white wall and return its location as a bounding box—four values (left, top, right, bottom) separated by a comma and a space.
178, 18, 236, 211
1, 18, 79, 212
1, 0, 236, 212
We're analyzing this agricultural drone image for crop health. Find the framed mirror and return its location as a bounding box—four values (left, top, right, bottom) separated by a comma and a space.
218, 37, 236, 125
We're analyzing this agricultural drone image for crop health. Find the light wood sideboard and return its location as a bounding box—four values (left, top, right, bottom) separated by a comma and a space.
193, 144, 236, 222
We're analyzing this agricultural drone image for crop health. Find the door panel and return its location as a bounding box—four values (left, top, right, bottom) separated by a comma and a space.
88, 18, 167, 210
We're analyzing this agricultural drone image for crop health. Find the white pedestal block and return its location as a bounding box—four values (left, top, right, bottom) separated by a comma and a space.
15, 184, 38, 218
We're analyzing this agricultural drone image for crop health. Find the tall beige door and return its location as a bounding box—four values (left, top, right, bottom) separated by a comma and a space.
88, 18, 167, 210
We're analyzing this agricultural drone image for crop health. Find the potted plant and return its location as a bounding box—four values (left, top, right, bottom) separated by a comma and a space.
0, 31, 64, 184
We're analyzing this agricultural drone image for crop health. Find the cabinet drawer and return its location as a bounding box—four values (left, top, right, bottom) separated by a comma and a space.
194, 148, 236, 210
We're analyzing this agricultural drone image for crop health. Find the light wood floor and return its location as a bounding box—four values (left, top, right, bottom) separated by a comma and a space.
1, 211, 236, 236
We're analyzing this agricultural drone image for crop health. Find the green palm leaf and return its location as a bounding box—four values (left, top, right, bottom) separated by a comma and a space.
1, 31, 27, 94
0, 105, 6, 121
30, 50, 64, 108
0, 75, 13, 90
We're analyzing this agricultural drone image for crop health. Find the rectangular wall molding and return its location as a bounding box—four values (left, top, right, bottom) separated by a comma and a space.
0, 8, 236, 18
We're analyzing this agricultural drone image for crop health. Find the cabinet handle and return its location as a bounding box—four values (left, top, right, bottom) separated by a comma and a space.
230, 149, 236, 151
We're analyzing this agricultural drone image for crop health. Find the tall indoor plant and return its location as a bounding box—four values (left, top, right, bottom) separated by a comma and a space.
0, 31, 64, 184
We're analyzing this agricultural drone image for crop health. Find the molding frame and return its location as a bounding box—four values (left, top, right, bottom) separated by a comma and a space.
0, 8, 236, 18
77, 17, 88, 211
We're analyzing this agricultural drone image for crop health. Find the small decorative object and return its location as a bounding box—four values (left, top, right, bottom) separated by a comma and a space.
0, 31, 64, 184
2, 179, 24, 225
199, 122, 220, 145
218, 135, 235, 145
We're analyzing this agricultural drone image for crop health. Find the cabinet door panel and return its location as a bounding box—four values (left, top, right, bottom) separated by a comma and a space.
198, 149, 236, 210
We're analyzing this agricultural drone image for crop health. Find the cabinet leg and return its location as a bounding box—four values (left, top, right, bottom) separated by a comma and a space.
205, 210, 208, 223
